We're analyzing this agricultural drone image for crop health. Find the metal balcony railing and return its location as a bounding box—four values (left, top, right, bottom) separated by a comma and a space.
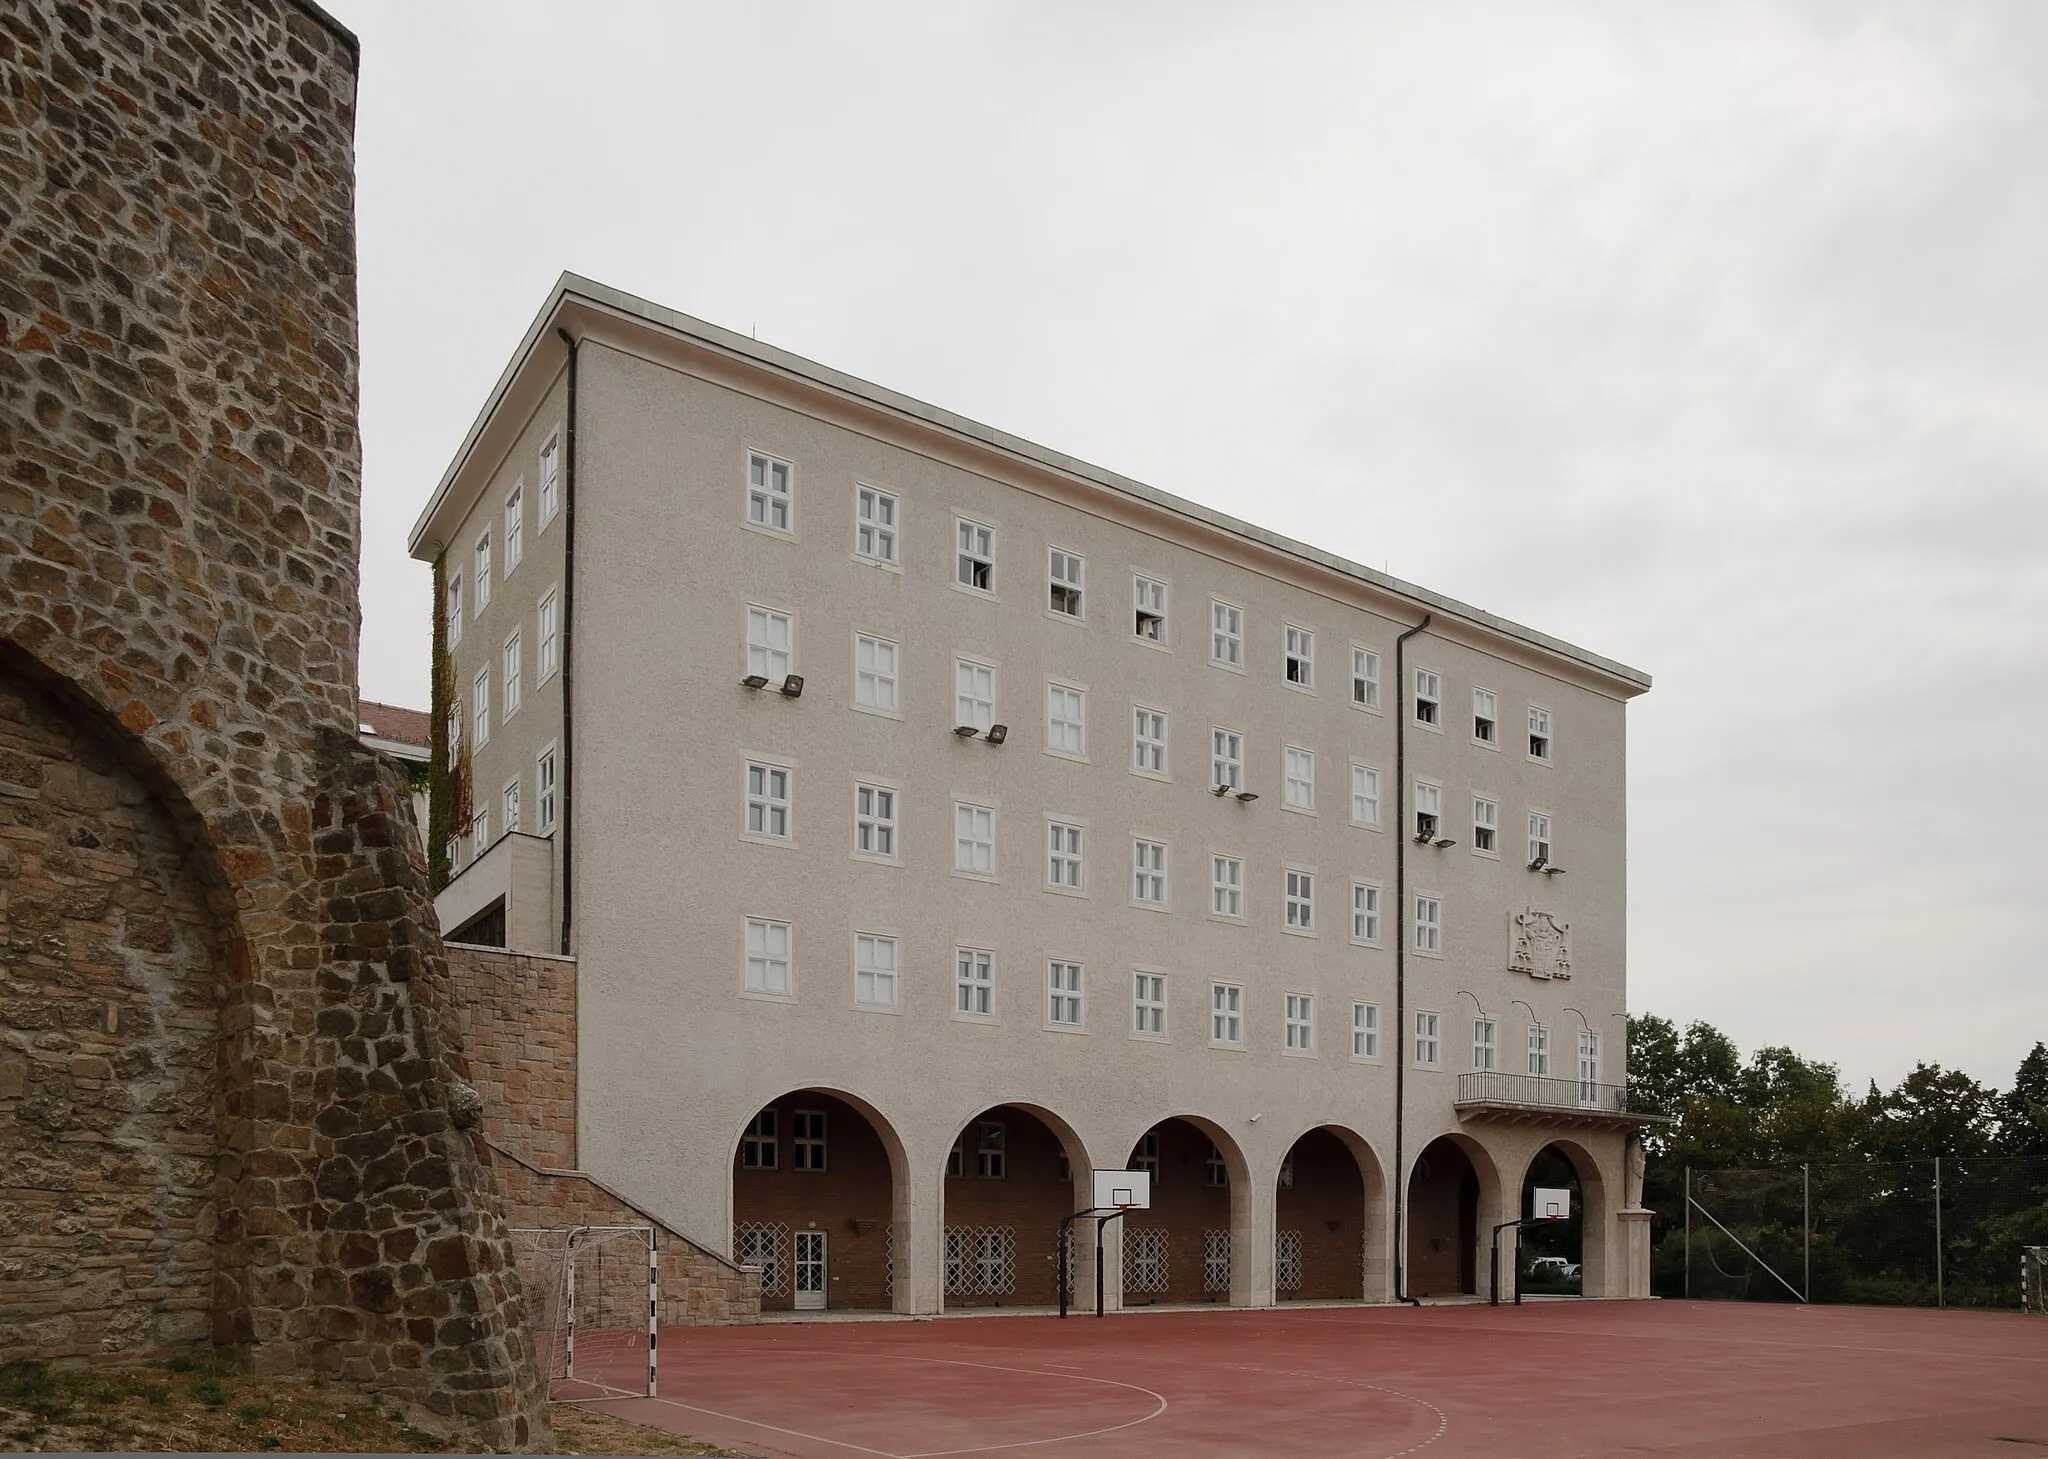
1456, 1071, 1672, 1121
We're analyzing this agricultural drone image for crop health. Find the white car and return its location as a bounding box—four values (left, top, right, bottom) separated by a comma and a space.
1527, 1256, 1582, 1279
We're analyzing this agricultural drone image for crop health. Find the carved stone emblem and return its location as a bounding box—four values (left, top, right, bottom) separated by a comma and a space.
1509, 908, 1572, 980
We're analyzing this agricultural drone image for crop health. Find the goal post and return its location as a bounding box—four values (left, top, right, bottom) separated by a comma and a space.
510, 1225, 658, 1399
2025, 1247, 2048, 1314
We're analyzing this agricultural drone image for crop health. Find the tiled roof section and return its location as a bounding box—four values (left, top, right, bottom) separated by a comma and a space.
359, 698, 430, 749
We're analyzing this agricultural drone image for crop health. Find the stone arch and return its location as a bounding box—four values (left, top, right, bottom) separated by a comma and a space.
1406, 1131, 1508, 1299
1116, 1112, 1255, 1306
728, 1085, 909, 1313
938, 1100, 1094, 1311
1273, 1123, 1390, 1302
1512, 1136, 1613, 1298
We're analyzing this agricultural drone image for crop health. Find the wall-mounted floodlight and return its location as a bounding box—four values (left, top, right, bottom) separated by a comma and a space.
1527, 855, 1547, 871
779, 674, 804, 698
986, 723, 1008, 745
1235, 790, 1259, 803
1542, 864, 1567, 876
1433, 836, 1456, 849
954, 725, 980, 738
740, 674, 770, 690
1414, 831, 1436, 844
1213, 784, 1232, 796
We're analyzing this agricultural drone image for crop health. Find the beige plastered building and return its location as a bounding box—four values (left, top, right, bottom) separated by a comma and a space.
410, 274, 1660, 1314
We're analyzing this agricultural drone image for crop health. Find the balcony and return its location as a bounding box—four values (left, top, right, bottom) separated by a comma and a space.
1455, 1072, 1673, 1133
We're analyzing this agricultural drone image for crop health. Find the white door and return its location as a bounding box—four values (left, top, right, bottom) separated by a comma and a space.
794, 1230, 826, 1310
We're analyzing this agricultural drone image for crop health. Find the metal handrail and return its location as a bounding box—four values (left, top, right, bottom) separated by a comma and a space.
1456, 1071, 1669, 1117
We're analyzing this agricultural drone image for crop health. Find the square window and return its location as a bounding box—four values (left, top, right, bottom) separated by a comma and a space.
1414, 667, 1441, 727
472, 668, 490, 748
747, 606, 793, 681
957, 517, 995, 593
473, 532, 492, 612
502, 632, 523, 719
1414, 894, 1442, 955
854, 782, 897, 860
1473, 688, 1498, 745
955, 802, 995, 876
1047, 961, 1084, 1026
1414, 1011, 1441, 1067
1528, 812, 1552, 867
748, 451, 793, 532
538, 434, 560, 527
854, 634, 899, 714
1283, 746, 1315, 811
1529, 705, 1553, 761
1047, 683, 1086, 757
745, 760, 791, 840
1284, 868, 1315, 932
501, 777, 520, 835
1473, 796, 1499, 855
1352, 1002, 1380, 1060
1133, 838, 1167, 906
536, 746, 557, 834
1529, 1024, 1552, 1077
1473, 1018, 1498, 1071
1132, 705, 1168, 776
1047, 819, 1085, 890
1351, 764, 1381, 826
1283, 624, 1314, 688
1048, 546, 1084, 618
955, 947, 994, 1018
1351, 882, 1381, 943
503, 484, 524, 575
537, 592, 558, 682
955, 657, 995, 733
792, 1108, 826, 1170
855, 485, 898, 564
1134, 575, 1168, 642
1211, 727, 1243, 792
1414, 780, 1441, 841
1285, 993, 1315, 1053
1210, 981, 1244, 1046
1211, 855, 1244, 918
1133, 971, 1167, 1036
1210, 599, 1243, 668
745, 918, 792, 996
445, 573, 463, 648
854, 932, 898, 1009
1352, 646, 1380, 710
741, 1108, 777, 1169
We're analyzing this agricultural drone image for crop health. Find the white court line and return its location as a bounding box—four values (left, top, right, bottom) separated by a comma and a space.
1218, 1362, 1447, 1459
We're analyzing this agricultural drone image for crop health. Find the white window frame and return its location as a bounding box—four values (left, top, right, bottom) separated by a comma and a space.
445, 573, 463, 648
853, 633, 900, 718
1579, 1030, 1602, 1105
1472, 796, 1500, 858
472, 531, 492, 613
1210, 726, 1244, 793
1528, 704, 1554, 762
1133, 574, 1168, 646
501, 775, 520, 835
1413, 893, 1443, 957
744, 759, 793, 844
1209, 980, 1244, 1048
1528, 811, 1552, 867
1210, 853, 1244, 920
538, 432, 560, 528
1047, 545, 1085, 621
954, 656, 996, 734
1414, 779, 1442, 841
1282, 745, 1316, 813
471, 801, 488, 851
955, 515, 996, 596
954, 800, 996, 879
746, 604, 794, 682
852, 780, 899, 864
472, 668, 490, 748
502, 631, 522, 720
1351, 1001, 1381, 1062
537, 589, 559, 684
1473, 1018, 1498, 1071
1350, 881, 1382, 946
954, 946, 995, 1022
1046, 816, 1085, 893
1283, 622, 1315, 690
1351, 645, 1381, 712
1046, 681, 1087, 760
854, 484, 899, 567
1132, 837, 1168, 909
1283, 866, 1316, 935
1131, 704, 1169, 779
1132, 969, 1168, 1039
1414, 1010, 1442, 1068
1413, 666, 1441, 730
744, 917, 793, 999
1210, 598, 1244, 670
503, 482, 524, 576
1046, 960, 1085, 1029
1350, 762, 1382, 828
1529, 1023, 1552, 1077
1284, 993, 1315, 1055
536, 743, 557, 834
853, 932, 900, 1012
1472, 687, 1498, 747
746, 449, 793, 535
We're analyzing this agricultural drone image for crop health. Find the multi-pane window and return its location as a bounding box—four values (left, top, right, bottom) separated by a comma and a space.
445, 574, 463, 648
745, 918, 792, 996
447, 701, 461, 759
536, 747, 557, 833
1473, 796, 1499, 854
1210, 982, 1243, 1045
1211, 855, 1244, 917
741, 1109, 777, 1168
1047, 683, 1086, 757
1047, 961, 1084, 1026
792, 1108, 826, 1171
745, 761, 791, 840
1283, 624, 1314, 688
503, 632, 523, 718
1047, 819, 1084, 890
955, 947, 994, 1017
1579, 1031, 1602, 1103
1352, 646, 1380, 709
1131, 1131, 1161, 1177
955, 658, 995, 733
1528, 812, 1552, 866
1472, 688, 1498, 744
537, 591, 558, 681
855, 485, 897, 564
1210, 600, 1243, 667
1132, 839, 1167, 906
747, 451, 792, 531
747, 606, 793, 681
1283, 746, 1315, 810
472, 669, 490, 748
1351, 764, 1381, 826
1474, 1018, 1498, 1071
1132, 706, 1168, 775
1352, 1002, 1380, 1060
1414, 781, 1441, 840
955, 802, 995, 876
502, 777, 520, 834
854, 783, 897, 859
1048, 547, 1084, 618
956, 517, 994, 592
472, 803, 489, 849
854, 634, 898, 713
1211, 727, 1243, 792
1414, 1011, 1442, 1066
1133, 971, 1166, 1036
538, 434, 560, 526
1351, 882, 1381, 943
854, 933, 898, 1008
1529, 1024, 1552, 1076
1529, 705, 1553, 761
1284, 868, 1315, 931
1414, 894, 1442, 954
473, 532, 492, 611
976, 1122, 1007, 1179
1414, 667, 1440, 726
1204, 1141, 1229, 1187
1133, 575, 1167, 642
503, 484, 524, 574
1284, 993, 1314, 1052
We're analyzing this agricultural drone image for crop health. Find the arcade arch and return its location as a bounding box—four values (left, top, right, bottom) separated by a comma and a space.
1274, 1125, 1389, 1302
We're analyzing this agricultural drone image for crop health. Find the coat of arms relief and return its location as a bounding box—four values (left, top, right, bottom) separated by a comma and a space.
1508, 908, 1571, 979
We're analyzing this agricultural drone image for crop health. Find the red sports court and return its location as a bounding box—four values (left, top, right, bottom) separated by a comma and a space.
562, 1299, 2048, 1458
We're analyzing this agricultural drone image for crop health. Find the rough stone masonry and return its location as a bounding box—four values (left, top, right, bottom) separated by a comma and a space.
0, 0, 549, 1447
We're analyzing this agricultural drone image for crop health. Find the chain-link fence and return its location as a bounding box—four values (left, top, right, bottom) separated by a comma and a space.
1657, 1157, 2048, 1309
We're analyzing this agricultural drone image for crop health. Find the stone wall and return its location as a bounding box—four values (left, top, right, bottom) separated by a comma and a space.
0, 0, 546, 1448
444, 943, 577, 1170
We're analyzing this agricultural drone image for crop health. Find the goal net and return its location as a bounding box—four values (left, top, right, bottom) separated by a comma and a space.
2025, 1247, 2048, 1315
511, 1226, 658, 1399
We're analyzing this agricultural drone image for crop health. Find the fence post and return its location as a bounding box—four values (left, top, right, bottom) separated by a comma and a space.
1802, 1163, 1810, 1304
1684, 1165, 1692, 1300
1934, 1157, 1943, 1309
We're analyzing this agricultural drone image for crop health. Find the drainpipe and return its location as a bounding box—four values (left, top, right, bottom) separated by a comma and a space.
1393, 612, 1432, 1305
555, 328, 578, 956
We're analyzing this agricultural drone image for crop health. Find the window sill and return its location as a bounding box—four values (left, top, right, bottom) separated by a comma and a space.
949, 581, 999, 604
951, 1010, 1000, 1027
1526, 755, 1554, 767
739, 520, 797, 544
1206, 911, 1247, 927
853, 1001, 903, 1017
1044, 749, 1090, 765
951, 869, 999, 886
1349, 819, 1385, 833
1128, 899, 1170, 915
1472, 737, 1501, 752
1350, 1054, 1385, 1067
849, 851, 901, 868
1045, 608, 1087, 628
1207, 1040, 1246, 1053
850, 703, 904, 722
1130, 766, 1171, 784
1411, 719, 1444, 735
1282, 1046, 1318, 1060
1042, 1021, 1089, 1037
1208, 657, 1247, 676
1130, 634, 1171, 654
1282, 679, 1317, 696
1472, 848, 1501, 861
1042, 883, 1089, 900
740, 988, 796, 1005
1281, 925, 1319, 940
1280, 802, 1317, 817
851, 552, 903, 574
1349, 700, 1384, 717
740, 832, 796, 850
1412, 949, 1445, 962
1347, 936, 1385, 951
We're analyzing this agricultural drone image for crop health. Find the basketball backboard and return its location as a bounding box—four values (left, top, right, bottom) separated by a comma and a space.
1532, 1186, 1572, 1220
1091, 1169, 1152, 1211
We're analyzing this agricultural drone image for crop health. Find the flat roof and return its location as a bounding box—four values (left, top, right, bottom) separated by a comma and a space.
411, 273, 1650, 694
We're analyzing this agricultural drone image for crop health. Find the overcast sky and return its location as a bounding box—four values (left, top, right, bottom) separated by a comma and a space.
330, 1, 2048, 1095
